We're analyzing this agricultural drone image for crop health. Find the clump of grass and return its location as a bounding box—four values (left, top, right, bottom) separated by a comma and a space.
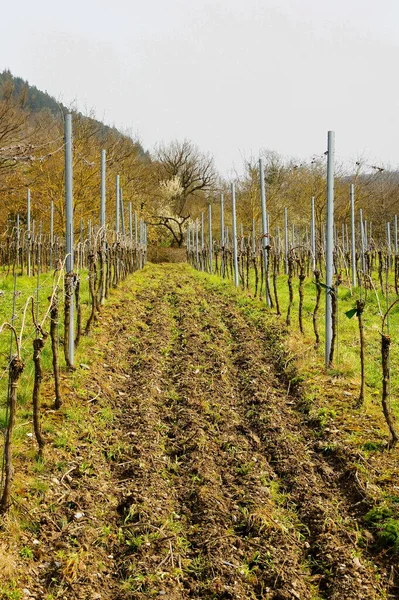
364, 505, 399, 553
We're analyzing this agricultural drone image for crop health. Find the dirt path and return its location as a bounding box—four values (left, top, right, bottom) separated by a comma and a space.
95, 263, 390, 600
27, 263, 392, 599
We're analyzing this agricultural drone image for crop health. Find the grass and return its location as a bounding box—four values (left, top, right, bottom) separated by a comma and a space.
202, 262, 399, 428
0, 258, 399, 598
0, 267, 92, 430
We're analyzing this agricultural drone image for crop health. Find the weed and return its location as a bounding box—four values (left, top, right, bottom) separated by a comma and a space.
313, 407, 337, 430
361, 441, 385, 452
19, 546, 34, 559
364, 505, 393, 524
364, 505, 399, 552
236, 461, 255, 476
0, 588, 22, 600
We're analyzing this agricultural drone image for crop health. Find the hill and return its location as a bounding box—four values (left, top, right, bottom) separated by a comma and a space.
0, 69, 148, 158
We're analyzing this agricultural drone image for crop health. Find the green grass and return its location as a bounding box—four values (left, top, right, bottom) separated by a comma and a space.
202, 262, 399, 415
0, 267, 92, 411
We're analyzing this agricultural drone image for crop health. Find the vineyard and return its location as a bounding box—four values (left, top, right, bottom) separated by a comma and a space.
1, 108, 399, 600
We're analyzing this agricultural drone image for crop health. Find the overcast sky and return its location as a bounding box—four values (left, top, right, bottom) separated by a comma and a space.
2, 0, 399, 175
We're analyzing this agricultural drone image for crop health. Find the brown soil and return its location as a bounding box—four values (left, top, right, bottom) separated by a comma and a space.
3, 263, 397, 599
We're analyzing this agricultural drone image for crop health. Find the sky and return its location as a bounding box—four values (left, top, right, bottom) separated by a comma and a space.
2, 0, 399, 176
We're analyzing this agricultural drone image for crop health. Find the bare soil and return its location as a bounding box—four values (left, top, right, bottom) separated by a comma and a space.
4, 263, 398, 599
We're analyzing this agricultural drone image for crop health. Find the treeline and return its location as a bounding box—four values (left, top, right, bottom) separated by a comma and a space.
1, 70, 399, 248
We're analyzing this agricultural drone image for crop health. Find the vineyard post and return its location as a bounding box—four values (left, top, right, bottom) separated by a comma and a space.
134, 211, 138, 244
100, 149, 106, 228
208, 203, 213, 274
115, 175, 120, 234
120, 188, 125, 236
311, 196, 316, 270
276, 226, 281, 254
65, 112, 74, 368
100, 149, 107, 304
129, 202, 133, 242
201, 212, 205, 270
187, 224, 191, 257
195, 219, 199, 268
15, 214, 20, 274
50, 200, 54, 270
284, 207, 289, 274
259, 158, 271, 305
231, 182, 239, 286
350, 184, 356, 287
341, 223, 345, 254
191, 223, 195, 254
27, 188, 31, 277
360, 209, 366, 277
325, 130, 335, 368
220, 193, 225, 277
139, 219, 144, 268
395, 215, 398, 254
386, 222, 392, 268
251, 218, 256, 254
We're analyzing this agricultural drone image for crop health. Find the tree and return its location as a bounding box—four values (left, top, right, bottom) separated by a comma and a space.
151, 140, 218, 246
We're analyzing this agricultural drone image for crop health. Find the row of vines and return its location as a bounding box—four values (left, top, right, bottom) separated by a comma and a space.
187, 193, 399, 447
0, 212, 147, 513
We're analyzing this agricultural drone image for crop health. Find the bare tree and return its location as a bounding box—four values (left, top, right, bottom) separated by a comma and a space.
151, 140, 218, 246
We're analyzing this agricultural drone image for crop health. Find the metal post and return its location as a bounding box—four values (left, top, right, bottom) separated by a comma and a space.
231, 182, 239, 286
50, 200, 54, 270
325, 130, 335, 368
350, 184, 356, 287
100, 149, 106, 228
259, 158, 270, 305
311, 196, 316, 270
65, 112, 74, 367
195, 219, 199, 268
27, 188, 31, 276
16, 214, 20, 270
201, 211, 205, 270
139, 219, 143, 269
134, 211, 138, 244
220, 193, 225, 276
387, 221, 392, 257
120, 188, 125, 236
395, 215, 398, 254
341, 223, 345, 254
284, 207, 289, 274
208, 203, 213, 273
129, 202, 133, 242
115, 175, 120, 234
360, 209, 366, 275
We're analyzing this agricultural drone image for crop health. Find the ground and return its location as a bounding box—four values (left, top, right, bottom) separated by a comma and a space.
1, 263, 398, 600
